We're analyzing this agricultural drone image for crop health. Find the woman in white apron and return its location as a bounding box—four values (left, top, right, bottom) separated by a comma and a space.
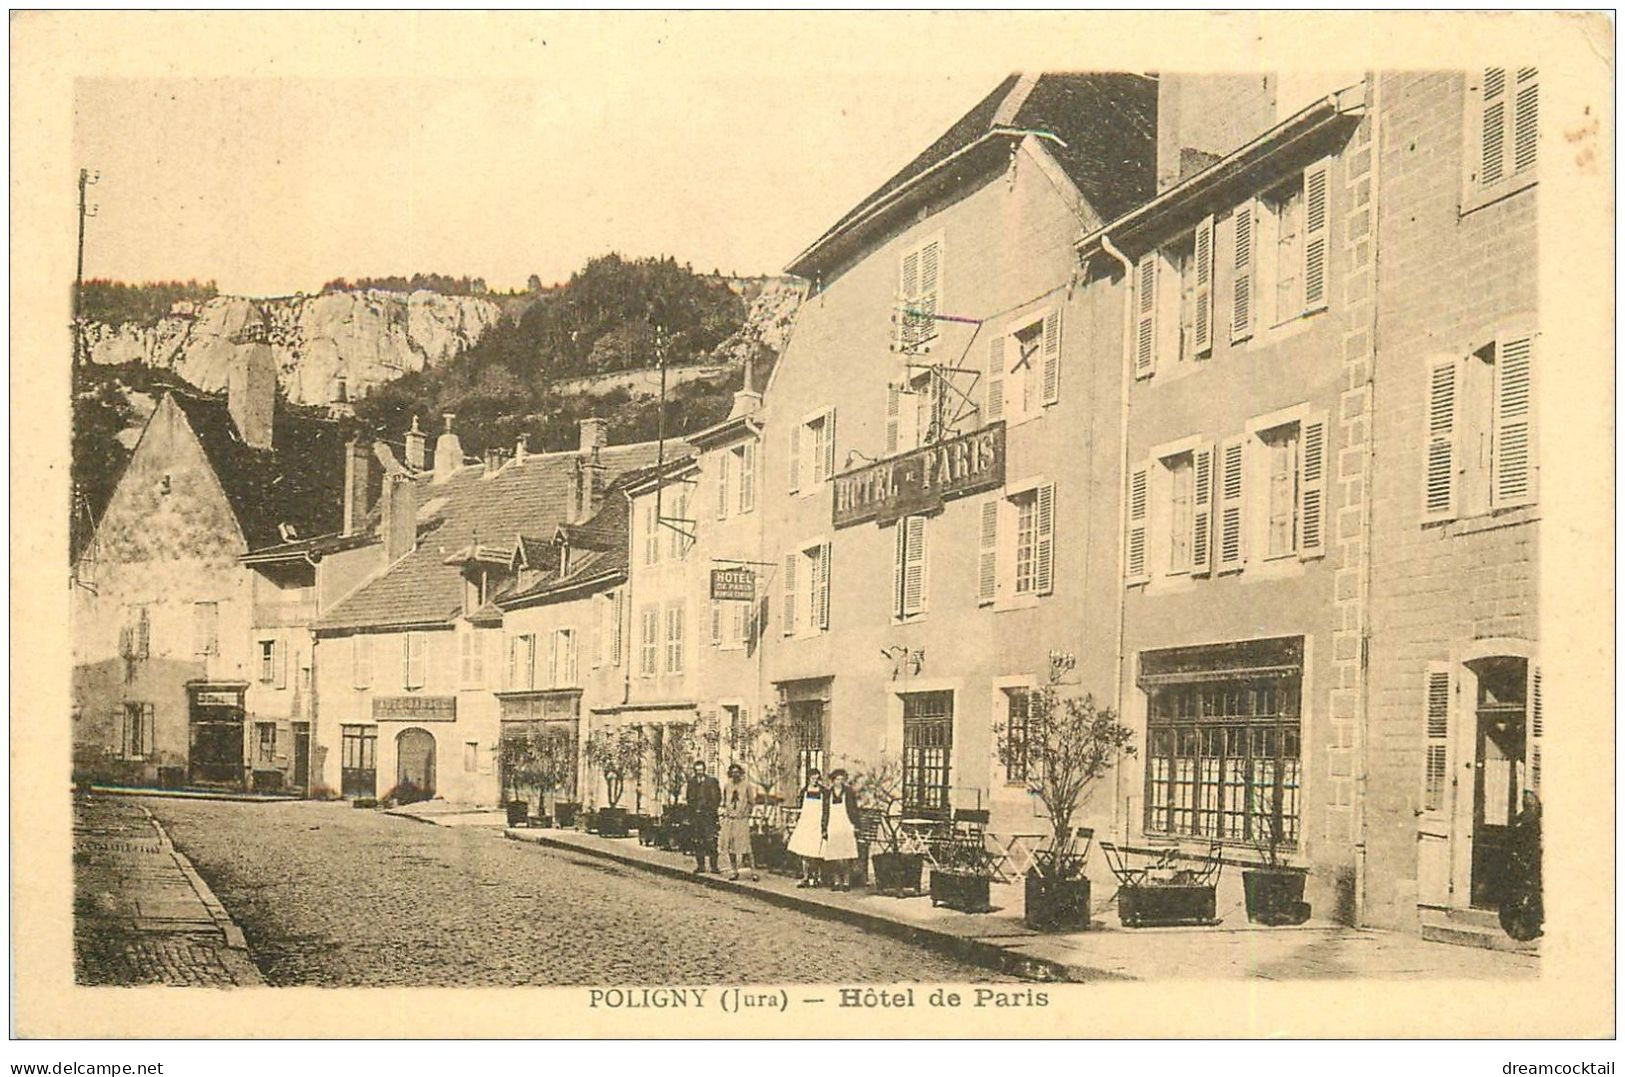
786, 769, 825, 887
821, 768, 861, 891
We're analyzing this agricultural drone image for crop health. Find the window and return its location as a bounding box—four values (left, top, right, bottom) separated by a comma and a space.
893, 516, 927, 620
1261, 425, 1300, 559
790, 409, 837, 492
715, 449, 731, 520
788, 700, 827, 789
352, 636, 372, 689
459, 630, 485, 688
596, 590, 623, 668
255, 722, 278, 767
1142, 639, 1303, 844
987, 310, 1061, 421
1252, 415, 1326, 564
1003, 688, 1032, 783
192, 602, 219, 656
1261, 177, 1303, 324
258, 639, 286, 687
887, 380, 929, 455
464, 741, 479, 773
1250, 160, 1331, 328
902, 691, 953, 817
667, 486, 691, 560
663, 603, 685, 675
1469, 67, 1539, 198
639, 607, 659, 677
549, 628, 578, 686
1166, 453, 1195, 573
403, 632, 427, 690
119, 702, 154, 760
1424, 330, 1537, 521
642, 501, 659, 566
120, 605, 151, 660
340, 725, 377, 798
786, 542, 831, 636
895, 236, 942, 353
508, 633, 536, 690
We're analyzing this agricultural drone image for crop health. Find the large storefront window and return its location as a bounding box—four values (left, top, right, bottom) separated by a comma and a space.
902, 690, 954, 817
1141, 637, 1302, 845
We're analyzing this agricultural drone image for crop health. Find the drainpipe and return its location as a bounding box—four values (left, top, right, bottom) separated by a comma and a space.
1098, 232, 1135, 844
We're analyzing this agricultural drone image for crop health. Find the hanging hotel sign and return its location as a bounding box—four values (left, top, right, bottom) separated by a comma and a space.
373, 695, 457, 722
832, 422, 1005, 529
710, 568, 757, 602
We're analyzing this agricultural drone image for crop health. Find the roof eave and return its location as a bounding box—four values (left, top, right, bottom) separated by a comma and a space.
687, 415, 762, 450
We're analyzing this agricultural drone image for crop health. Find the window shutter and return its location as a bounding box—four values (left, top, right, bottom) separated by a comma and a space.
739, 443, 755, 512
354, 636, 371, 688
1527, 662, 1542, 794
275, 639, 288, 689
1125, 464, 1149, 582
459, 632, 472, 685
817, 543, 832, 631
977, 499, 999, 605
1303, 160, 1331, 313
886, 386, 900, 455
1193, 215, 1215, 357
788, 424, 801, 493
710, 600, 723, 646
716, 451, 730, 519
1481, 67, 1507, 186
484, 630, 499, 686
1133, 255, 1157, 377
917, 240, 941, 347
1041, 309, 1062, 405
1034, 483, 1055, 596
1230, 201, 1255, 343
1217, 437, 1246, 571
611, 591, 624, 667
141, 703, 155, 757
1513, 68, 1538, 176
985, 332, 1005, 422
1191, 445, 1214, 575
547, 631, 559, 687
506, 637, 518, 689
782, 553, 798, 635
902, 516, 927, 616
897, 249, 920, 351
1492, 333, 1535, 507
1424, 356, 1459, 520
823, 409, 837, 480
1298, 414, 1328, 559
1422, 665, 1452, 814
566, 631, 578, 685
137, 607, 151, 659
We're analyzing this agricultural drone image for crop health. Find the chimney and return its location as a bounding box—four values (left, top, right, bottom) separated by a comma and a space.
379, 472, 419, 563
730, 355, 763, 418
434, 413, 464, 483
404, 416, 427, 471
227, 319, 276, 451
514, 433, 529, 465
483, 446, 510, 478
343, 438, 375, 536
578, 417, 608, 456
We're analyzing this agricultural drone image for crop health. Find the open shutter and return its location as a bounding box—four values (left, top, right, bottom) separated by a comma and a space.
817, 543, 832, 630
885, 386, 900, 455
710, 600, 723, 646
1527, 662, 1542, 795
1133, 255, 1157, 377
1303, 159, 1330, 313
716, 450, 730, 519
275, 639, 289, 689
1298, 414, 1328, 559
1230, 201, 1255, 343
1481, 67, 1507, 187
1125, 464, 1149, 582
547, 632, 559, 687
1040, 309, 1061, 405
1217, 437, 1246, 571
782, 554, 798, 635
1191, 445, 1214, 575
611, 591, 624, 667
740, 442, 755, 512
903, 516, 927, 616
897, 250, 919, 351
787, 424, 801, 493
985, 332, 1005, 422
1424, 356, 1459, 520
1193, 215, 1215, 357
917, 240, 940, 348
459, 632, 473, 685
1034, 483, 1055, 596
566, 631, 578, 685
141, 704, 156, 757
1492, 333, 1535, 507
1422, 665, 1452, 814
977, 499, 999, 605
1513, 68, 1539, 176
137, 607, 151, 659
823, 410, 838, 481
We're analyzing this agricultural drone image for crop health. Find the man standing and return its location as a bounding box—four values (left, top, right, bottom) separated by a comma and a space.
685, 759, 722, 874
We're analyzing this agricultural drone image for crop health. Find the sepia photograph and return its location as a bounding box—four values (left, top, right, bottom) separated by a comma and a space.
10, 8, 1615, 1048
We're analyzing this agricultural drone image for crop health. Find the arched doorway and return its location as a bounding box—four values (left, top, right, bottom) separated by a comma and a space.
395, 728, 436, 803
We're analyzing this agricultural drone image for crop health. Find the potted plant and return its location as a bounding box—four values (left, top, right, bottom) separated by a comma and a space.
927, 840, 996, 913
995, 651, 1135, 932
529, 726, 577, 828
498, 733, 536, 827
583, 726, 643, 838
554, 800, 580, 829
739, 707, 796, 872
849, 754, 922, 896
1241, 803, 1311, 926
645, 722, 696, 848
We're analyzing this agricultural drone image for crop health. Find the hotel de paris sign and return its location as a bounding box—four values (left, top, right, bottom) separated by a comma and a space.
832, 422, 1005, 529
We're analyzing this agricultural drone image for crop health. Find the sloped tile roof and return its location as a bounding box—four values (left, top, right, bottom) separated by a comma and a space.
499, 476, 636, 609
170, 391, 348, 551
317, 440, 670, 631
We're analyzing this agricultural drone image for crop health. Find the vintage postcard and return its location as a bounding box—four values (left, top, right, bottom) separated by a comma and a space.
10, 9, 1615, 1042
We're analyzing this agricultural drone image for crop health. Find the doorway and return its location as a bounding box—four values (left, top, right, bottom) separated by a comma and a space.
902, 690, 954, 817
1470, 657, 1528, 910
395, 728, 437, 802
292, 722, 311, 793
188, 688, 245, 786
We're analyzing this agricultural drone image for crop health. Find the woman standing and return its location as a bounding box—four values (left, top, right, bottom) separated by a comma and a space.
719, 763, 758, 881
786, 769, 826, 888
821, 768, 861, 891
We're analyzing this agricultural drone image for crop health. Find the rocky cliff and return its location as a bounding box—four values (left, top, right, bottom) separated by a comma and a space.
84, 289, 506, 405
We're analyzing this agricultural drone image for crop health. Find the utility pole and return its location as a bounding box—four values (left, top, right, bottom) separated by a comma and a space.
74, 168, 99, 366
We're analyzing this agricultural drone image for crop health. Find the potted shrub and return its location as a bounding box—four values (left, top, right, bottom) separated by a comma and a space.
927, 841, 996, 913
995, 651, 1135, 932
1241, 807, 1311, 926
645, 722, 696, 848
738, 707, 796, 873
584, 726, 643, 838
849, 754, 922, 896
554, 801, 580, 829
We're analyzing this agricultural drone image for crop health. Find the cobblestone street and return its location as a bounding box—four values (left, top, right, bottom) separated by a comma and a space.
142, 798, 1013, 986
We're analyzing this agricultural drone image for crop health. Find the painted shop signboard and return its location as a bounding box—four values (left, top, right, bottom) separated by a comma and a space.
832, 422, 1005, 529
373, 695, 457, 722
710, 568, 757, 602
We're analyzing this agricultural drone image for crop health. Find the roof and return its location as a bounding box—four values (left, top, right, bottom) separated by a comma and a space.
788, 72, 1158, 278
687, 414, 761, 451
317, 440, 671, 632
239, 530, 376, 566
170, 391, 348, 551
499, 477, 636, 610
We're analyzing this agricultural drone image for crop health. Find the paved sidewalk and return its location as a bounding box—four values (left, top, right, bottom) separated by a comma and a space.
384, 799, 509, 827
73, 795, 264, 986
504, 825, 1540, 982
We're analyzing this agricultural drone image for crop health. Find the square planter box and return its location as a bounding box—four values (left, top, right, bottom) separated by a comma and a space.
595, 807, 631, 838
929, 871, 993, 913
870, 851, 924, 896
1117, 884, 1217, 927
750, 831, 787, 872
554, 802, 580, 829
505, 801, 530, 828
1024, 874, 1093, 932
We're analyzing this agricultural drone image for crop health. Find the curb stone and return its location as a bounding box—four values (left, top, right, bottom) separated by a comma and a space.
139, 805, 266, 986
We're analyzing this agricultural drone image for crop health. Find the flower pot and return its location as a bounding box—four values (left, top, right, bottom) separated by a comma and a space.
506, 800, 530, 828
1117, 883, 1216, 927
750, 830, 787, 871
929, 870, 993, 913
554, 802, 580, 829
871, 851, 925, 896
597, 807, 630, 838
1024, 874, 1093, 932
531, 814, 553, 830
1242, 869, 1311, 926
